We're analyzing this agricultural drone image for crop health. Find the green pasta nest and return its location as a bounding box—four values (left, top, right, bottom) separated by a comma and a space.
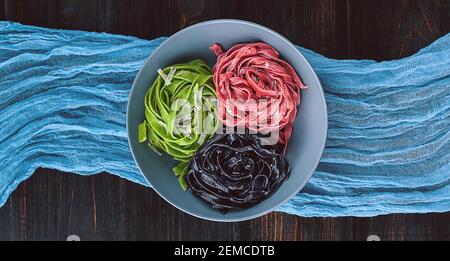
138, 60, 218, 190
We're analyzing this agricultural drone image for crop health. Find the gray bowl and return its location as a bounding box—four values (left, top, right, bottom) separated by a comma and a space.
127, 19, 328, 222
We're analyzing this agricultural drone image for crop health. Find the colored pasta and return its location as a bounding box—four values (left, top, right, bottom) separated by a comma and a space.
186, 133, 291, 211
138, 60, 218, 190
210, 42, 306, 150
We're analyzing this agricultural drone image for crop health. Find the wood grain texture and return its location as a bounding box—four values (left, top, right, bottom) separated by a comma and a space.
348, 0, 450, 59
0, 0, 449, 241
0, 170, 449, 241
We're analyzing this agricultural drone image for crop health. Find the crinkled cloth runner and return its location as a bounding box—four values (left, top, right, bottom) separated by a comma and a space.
1, 21, 449, 217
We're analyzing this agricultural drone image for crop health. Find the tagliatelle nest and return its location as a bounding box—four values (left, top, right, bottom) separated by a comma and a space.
210, 43, 306, 151
186, 134, 291, 211
138, 60, 218, 190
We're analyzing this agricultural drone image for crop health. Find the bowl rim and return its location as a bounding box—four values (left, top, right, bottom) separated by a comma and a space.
126, 19, 328, 222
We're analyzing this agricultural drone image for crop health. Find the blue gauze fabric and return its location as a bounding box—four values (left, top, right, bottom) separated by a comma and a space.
1, 21, 449, 217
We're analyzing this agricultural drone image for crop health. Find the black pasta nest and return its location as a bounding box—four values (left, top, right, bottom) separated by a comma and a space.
186, 133, 291, 212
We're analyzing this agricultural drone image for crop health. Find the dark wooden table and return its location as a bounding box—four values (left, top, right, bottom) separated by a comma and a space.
1, 0, 449, 241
